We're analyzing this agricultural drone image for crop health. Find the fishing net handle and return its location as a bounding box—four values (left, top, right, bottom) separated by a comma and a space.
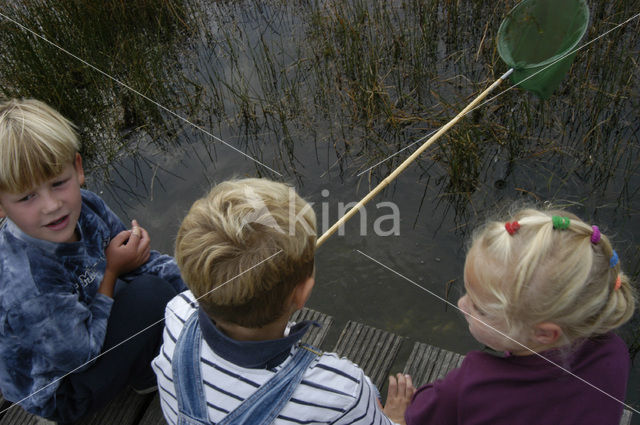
316, 69, 513, 247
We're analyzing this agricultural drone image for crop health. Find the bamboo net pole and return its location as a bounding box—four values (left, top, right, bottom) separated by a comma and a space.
316, 69, 513, 247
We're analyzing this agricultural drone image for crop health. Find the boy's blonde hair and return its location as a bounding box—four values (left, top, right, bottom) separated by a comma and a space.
469, 207, 636, 346
175, 178, 316, 327
0, 98, 79, 193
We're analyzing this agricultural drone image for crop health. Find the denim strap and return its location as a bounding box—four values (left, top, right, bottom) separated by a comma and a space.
173, 311, 209, 425
218, 343, 321, 425
173, 310, 322, 425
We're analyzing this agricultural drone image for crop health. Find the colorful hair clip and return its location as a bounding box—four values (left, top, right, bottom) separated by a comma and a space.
609, 249, 620, 268
590, 225, 601, 244
610, 250, 619, 268
552, 216, 570, 230
614, 275, 622, 291
505, 221, 520, 235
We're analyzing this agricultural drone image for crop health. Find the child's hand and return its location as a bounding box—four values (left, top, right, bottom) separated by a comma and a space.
105, 219, 151, 276
383, 373, 415, 425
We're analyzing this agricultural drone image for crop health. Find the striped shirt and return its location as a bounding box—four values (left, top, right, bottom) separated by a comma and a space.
152, 291, 396, 425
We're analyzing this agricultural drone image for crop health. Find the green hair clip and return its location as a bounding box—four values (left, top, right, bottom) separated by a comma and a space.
552, 216, 570, 230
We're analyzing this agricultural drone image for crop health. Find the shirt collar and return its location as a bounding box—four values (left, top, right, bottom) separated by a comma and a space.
197, 307, 319, 369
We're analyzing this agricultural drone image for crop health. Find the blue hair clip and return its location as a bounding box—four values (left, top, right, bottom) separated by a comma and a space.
610, 250, 619, 268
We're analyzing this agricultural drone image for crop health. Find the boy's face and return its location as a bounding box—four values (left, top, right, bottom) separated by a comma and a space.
0, 153, 85, 243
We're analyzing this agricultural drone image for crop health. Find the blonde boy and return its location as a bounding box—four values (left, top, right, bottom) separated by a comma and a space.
153, 178, 409, 424
0, 99, 185, 423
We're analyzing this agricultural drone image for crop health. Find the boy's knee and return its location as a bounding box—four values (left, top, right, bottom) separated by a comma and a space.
130, 274, 177, 296
115, 275, 176, 320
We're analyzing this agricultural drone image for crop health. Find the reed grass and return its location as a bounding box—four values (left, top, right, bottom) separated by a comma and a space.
3, 0, 636, 204
0, 0, 190, 179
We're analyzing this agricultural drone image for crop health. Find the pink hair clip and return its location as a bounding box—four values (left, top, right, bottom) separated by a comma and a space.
614, 275, 622, 291
505, 221, 520, 235
590, 225, 601, 244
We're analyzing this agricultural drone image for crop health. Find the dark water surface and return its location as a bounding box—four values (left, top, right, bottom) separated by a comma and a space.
2, 0, 639, 418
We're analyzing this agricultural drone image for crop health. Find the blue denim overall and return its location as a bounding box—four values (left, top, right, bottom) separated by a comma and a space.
172, 311, 321, 425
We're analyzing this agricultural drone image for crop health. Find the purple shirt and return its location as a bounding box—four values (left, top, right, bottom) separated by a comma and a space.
405, 333, 629, 425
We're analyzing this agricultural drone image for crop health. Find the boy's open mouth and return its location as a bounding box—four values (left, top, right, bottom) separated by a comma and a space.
46, 215, 68, 228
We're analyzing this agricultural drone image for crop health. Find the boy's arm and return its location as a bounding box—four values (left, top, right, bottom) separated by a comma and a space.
99, 221, 150, 298
126, 249, 186, 293
120, 223, 185, 292
7, 293, 112, 370
2, 291, 113, 414
119, 221, 184, 292
83, 190, 185, 293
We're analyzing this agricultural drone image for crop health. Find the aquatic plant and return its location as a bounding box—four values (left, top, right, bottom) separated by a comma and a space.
0, 0, 190, 179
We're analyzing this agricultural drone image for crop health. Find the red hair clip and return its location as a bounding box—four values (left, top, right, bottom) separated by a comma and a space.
505, 221, 520, 235
614, 275, 622, 291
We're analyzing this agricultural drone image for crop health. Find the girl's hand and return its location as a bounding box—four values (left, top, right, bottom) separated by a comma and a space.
383, 373, 415, 425
105, 219, 151, 276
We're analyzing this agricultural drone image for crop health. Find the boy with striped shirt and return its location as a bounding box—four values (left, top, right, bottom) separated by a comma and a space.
152, 178, 412, 424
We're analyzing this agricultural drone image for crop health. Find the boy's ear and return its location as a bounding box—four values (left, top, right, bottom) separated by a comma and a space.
74, 153, 85, 186
292, 276, 315, 310
533, 322, 563, 346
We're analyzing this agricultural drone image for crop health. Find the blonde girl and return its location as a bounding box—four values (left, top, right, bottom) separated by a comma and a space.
404, 208, 636, 425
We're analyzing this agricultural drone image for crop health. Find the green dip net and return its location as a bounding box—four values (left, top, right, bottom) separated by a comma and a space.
497, 0, 590, 99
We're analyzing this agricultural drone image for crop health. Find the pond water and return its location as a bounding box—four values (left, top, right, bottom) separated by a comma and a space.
1, 0, 639, 418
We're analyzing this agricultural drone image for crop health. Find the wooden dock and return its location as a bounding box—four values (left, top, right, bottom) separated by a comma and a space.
0, 308, 633, 425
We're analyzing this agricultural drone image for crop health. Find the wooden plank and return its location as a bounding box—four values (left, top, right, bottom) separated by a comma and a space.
0, 392, 54, 425
619, 409, 632, 425
76, 388, 152, 425
403, 342, 633, 425
291, 307, 334, 348
403, 342, 463, 386
138, 394, 166, 425
0, 394, 7, 421
0, 404, 42, 425
333, 321, 403, 389
138, 307, 334, 425
0, 391, 54, 424
0, 390, 150, 425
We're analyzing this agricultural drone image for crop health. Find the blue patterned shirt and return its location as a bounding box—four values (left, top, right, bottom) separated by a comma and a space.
0, 189, 185, 416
